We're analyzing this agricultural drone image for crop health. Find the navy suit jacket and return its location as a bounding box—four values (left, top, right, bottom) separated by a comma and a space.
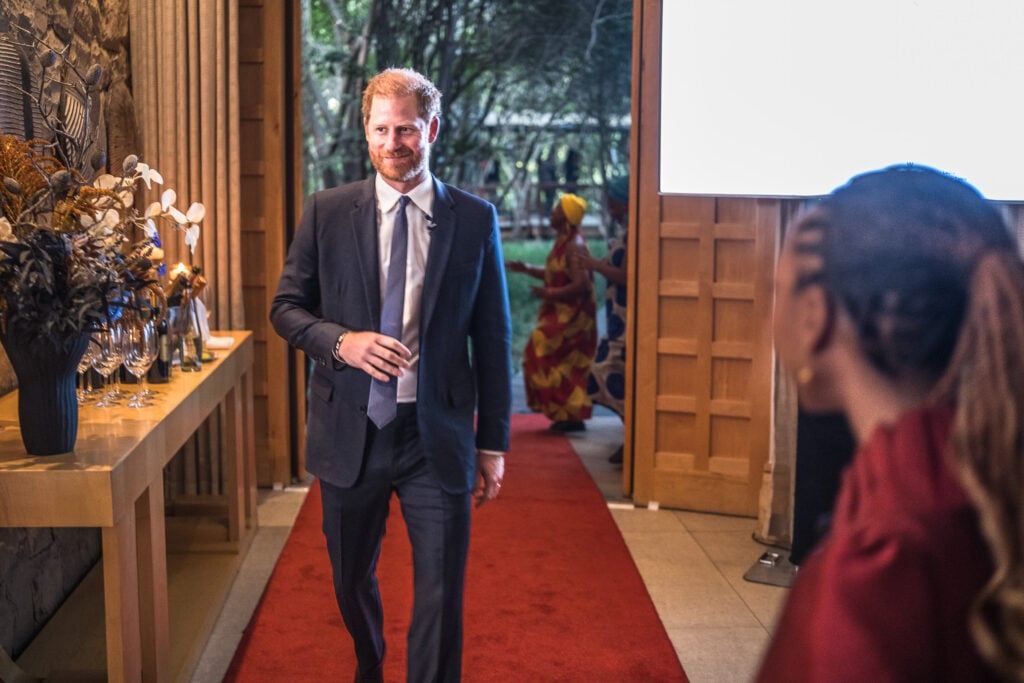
270, 175, 513, 493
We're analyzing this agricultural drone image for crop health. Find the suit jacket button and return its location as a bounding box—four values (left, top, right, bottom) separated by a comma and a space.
359, 405, 367, 413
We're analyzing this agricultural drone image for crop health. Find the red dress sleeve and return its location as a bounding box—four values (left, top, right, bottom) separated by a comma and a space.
757, 407, 997, 682
758, 521, 939, 682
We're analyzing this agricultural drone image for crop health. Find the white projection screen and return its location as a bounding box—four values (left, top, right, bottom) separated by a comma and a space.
659, 1, 1024, 200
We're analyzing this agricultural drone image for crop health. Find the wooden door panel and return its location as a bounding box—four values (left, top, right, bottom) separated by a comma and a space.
238, 0, 295, 486
633, 193, 777, 516
627, 0, 788, 528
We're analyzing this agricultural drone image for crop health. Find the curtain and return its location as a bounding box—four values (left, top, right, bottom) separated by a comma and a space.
130, 0, 243, 498
130, 0, 243, 331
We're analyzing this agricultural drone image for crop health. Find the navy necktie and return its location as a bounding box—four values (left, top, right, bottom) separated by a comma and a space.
367, 195, 410, 428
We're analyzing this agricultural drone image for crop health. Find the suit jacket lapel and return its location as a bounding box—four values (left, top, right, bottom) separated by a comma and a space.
420, 175, 456, 339
350, 178, 381, 328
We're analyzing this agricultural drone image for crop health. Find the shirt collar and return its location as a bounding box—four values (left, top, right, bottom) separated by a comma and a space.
375, 173, 434, 216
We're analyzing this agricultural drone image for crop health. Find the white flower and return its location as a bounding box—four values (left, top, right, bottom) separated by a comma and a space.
82, 207, 121, 232
184, 224, 200, 253
161, 188, 177, 212
136, 162, 164, 190
168, 206, 188, 224
79, 209, 99, 228
93, 173, 118, 190
186, 202, 205, 223
106, 159, 206, 257
91, 173, 134, 209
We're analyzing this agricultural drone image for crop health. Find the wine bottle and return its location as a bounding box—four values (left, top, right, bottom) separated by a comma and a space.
179, 298, 203, 372
148, 315, 171, 383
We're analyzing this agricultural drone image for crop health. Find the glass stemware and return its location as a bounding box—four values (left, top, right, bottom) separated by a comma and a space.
76, 339, 100, 404
124, 320, 158, 407
92, 324, 124, 407
107, 319, 130, 399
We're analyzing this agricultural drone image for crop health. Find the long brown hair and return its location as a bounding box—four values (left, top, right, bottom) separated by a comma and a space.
795, 165, 1024, 680
936, 250, 1024, 680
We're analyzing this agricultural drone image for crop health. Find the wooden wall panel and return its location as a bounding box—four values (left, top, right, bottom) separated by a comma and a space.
238, 0, 294, 487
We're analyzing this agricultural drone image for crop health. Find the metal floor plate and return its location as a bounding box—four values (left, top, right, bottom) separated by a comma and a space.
743, 550, 798, 588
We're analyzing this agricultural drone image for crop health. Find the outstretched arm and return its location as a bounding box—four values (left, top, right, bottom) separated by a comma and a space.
506, 259, 545, 280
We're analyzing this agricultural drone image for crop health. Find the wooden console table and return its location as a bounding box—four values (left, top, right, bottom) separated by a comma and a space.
0, 331, 256, 683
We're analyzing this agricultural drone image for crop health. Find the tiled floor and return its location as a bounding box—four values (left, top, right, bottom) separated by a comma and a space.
567, 417, 788, 683
193, 416, 788, 682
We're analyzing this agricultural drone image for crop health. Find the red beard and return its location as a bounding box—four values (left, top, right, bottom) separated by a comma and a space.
369, 147, 425, 183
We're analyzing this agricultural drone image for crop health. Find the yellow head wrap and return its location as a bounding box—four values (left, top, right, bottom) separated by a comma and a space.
559, 193, 587, 227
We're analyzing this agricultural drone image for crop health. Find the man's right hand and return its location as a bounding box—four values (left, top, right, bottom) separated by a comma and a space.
337, 331, 412, 381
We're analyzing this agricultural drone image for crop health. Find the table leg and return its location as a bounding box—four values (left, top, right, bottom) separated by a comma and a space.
223, 369, 259, 538
243, 370, 258, 529
102, 512, 142, 683
136, 483, 169, 682
225, 383, 244, 542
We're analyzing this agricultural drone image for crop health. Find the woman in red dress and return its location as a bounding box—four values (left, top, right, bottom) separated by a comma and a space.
762, 165, 1024, 681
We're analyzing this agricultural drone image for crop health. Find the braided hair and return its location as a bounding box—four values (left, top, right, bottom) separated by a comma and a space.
794, 164, 1024, 680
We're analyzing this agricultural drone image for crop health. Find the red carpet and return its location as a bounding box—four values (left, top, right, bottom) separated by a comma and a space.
225, 413, 688, 681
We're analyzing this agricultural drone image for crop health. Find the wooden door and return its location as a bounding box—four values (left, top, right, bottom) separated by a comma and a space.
630, 0, 779, 516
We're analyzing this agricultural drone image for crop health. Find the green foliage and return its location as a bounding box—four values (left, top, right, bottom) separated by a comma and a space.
302, 0, 633, 212
501, 236, 607, 373
303, 0, 629, 366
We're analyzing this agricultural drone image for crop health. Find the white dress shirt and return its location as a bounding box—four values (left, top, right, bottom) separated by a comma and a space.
374, 174, 433, 403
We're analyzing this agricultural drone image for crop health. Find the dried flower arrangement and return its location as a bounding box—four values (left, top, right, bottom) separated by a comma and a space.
0, 29, 204, 351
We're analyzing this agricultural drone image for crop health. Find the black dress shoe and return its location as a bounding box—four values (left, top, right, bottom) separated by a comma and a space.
550, 420, 586, 432
608, 445, 623, 464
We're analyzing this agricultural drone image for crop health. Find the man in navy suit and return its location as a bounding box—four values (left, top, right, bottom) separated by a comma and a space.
270, 68, 512, 683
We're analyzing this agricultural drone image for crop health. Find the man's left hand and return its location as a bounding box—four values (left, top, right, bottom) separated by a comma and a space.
473, 451, 505, 507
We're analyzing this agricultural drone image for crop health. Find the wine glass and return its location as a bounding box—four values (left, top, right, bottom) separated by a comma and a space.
123, 320, 158, 407
107, 318, 130, 399
76, 338, 100, 404
91, 324, 124, 407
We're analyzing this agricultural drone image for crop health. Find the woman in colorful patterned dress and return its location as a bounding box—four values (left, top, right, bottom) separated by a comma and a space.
507, 193, 596, 431
576, 176, 629, 461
